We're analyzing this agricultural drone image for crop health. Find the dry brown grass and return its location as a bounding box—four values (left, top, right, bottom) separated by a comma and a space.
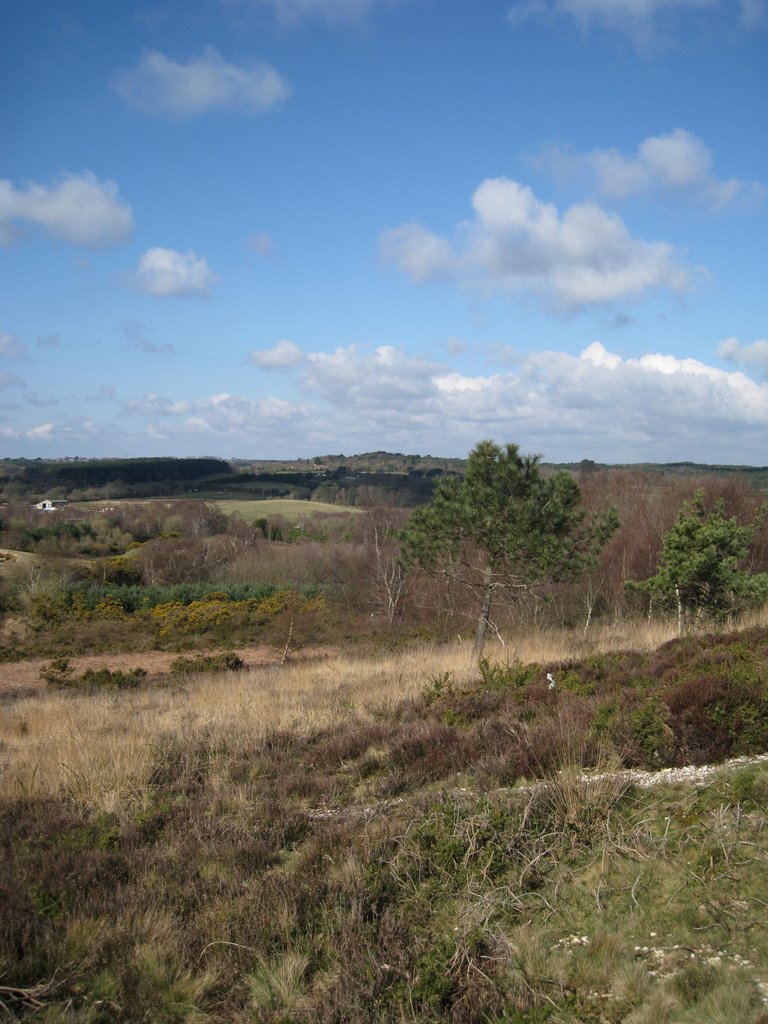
3, 613, 768, 1023
1, 612, 765, 816
0, 645, 473, 812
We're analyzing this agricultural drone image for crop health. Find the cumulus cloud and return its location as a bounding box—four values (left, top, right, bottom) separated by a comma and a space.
717, 336, 768, 377
0, 172, 133, 247
113, 47, 290, 118
248, 341, 768, 459
380, 223, 459, 283
134, 247, 218, 297
136, 392, 319, 450
24, 337, 766, 462
248, 339, 305, 369
122, 393, 193, 416
381, 177, 690, 312
543, 129, 764, 209
0, 331, 27, 359
304, 345, 437, 405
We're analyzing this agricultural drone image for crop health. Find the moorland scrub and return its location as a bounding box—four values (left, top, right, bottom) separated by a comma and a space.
2, 621, 768, 1021
1, 452, 768, 1021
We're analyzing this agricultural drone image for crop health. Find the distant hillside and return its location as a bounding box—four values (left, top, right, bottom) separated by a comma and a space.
0, 457, 232, 500
553, 458, 768, 486
2, 452, 766, 504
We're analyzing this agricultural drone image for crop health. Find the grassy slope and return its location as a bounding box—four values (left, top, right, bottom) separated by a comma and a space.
1, 630, 768, 1022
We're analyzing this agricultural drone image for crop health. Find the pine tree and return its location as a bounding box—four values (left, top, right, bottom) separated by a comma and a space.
401, 440, 618, 658
633, 490, 763, 636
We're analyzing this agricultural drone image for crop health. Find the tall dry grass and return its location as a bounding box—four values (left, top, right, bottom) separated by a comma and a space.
1, 612, 764, 816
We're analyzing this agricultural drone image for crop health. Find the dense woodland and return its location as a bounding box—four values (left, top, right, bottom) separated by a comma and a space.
4, 453, 767, 506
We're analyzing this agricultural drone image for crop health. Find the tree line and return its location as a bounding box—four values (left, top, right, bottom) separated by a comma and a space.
1, 443, 767, 655
403, 442, 767, 657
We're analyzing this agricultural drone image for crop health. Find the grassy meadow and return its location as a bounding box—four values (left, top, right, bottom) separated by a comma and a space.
2, 615, 768, 1022
211, 498, 363, 523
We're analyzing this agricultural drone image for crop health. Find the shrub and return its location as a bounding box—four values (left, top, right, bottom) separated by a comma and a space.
665, 672, 768, 763
39, 657, 73, 686
593, 694, 676, 766
477, 657, 541, 690
422, 670, 455, 705
169, 652, 245, 674
41, 659, 147, 691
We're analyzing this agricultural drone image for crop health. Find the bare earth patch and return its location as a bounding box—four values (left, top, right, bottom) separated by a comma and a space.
0, 644, 336, 697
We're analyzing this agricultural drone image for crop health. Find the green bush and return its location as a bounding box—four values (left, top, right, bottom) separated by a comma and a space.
478, 657, 540, 690
61, 580, 286, 614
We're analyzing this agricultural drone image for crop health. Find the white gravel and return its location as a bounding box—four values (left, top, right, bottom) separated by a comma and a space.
578, 751, 768, 789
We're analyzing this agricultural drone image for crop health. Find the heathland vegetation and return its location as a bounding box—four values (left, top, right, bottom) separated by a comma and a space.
1, 446, 768, 1021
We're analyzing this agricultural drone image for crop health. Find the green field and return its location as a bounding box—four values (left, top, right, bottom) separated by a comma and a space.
68, 496, 362, 523
212, 497, 362, 522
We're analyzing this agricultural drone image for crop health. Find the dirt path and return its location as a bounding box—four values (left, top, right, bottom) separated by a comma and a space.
0, 645, 335, 698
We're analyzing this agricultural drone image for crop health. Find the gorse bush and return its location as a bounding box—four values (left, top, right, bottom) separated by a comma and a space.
18, 582, 331, 653
477, 656, 541, 690
57, 580, 293, 614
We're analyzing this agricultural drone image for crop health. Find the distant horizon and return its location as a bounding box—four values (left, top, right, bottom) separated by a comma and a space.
3, 451, 767, 472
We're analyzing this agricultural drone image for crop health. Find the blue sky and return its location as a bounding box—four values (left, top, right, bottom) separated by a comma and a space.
2, 0, 767, 463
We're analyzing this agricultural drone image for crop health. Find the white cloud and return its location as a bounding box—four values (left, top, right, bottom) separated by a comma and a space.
184, 416, 214, 432
303, 345, 440, 412
507, 0, 754, 42
134, 247, 218, 297
248, 339, 305, 369
123, 393, 193, 416
379, 223, 459, 283
545, 130, 764, 209
580, 339, 621, 368
26, 422, 55, 439
381, 177, 690, 312
19, 337, 768, 462
717, 336, 768, 377
0, 172, 133, 247
117, 340, 767, 461
113, 47, 291, 118
0, 331, 27, 359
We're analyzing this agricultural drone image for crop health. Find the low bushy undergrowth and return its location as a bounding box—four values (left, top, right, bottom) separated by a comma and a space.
40, 658, 148, 691
169, 651, 245, 674
3, 627, 768, 1022
4, 582, 337, 659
